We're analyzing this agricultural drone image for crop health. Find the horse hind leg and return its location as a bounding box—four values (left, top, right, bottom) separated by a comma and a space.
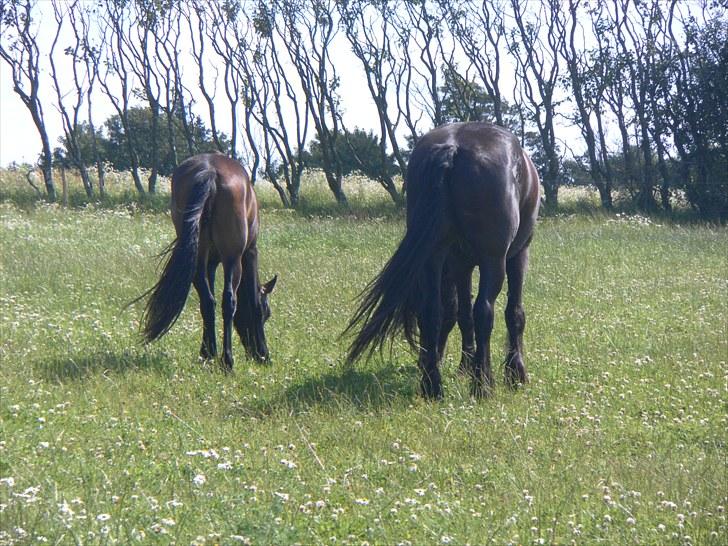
436, 267, 457, 364
193, 255, 218, 360
504, 247, 530, 387
417, 255, 447, 399
220, 256, 243, 371
455, 265, 475, 376
471, 258, 506, 398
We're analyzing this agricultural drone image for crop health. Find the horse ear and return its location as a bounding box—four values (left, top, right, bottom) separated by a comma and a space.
261, 274, 278, 295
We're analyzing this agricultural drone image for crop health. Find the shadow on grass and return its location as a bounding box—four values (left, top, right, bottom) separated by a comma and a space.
35, 349, 172, 383
246, 363, 419, 417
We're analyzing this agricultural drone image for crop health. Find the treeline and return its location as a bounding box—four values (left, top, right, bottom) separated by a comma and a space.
1, 0, 726, 218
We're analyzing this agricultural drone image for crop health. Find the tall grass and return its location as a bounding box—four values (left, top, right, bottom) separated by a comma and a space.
0, 173, 726, 544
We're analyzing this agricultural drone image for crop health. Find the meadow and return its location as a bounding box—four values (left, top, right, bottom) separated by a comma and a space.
1, 173, 726, 545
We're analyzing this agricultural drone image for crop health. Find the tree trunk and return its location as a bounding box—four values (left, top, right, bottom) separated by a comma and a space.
325, 172, 348, 207
78, 163, 93, 199
40, 131, 56, 202
60, 167, 68, 207
542, 181, 558, 210
597, 182, 613, 210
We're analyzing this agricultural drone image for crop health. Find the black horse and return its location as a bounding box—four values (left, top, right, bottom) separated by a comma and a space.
345, 122, 540, 399
140, 153, 276, 369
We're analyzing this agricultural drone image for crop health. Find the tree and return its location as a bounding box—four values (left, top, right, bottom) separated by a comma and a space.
247, 0, 311, 208
338, 0, 408, 202
275, 0, 348, 205
559, 0, 613, 209
49, 0, 94, 198
0, 0, 56, 200
508, 0, 565, 209
97, 0, 145, 194
667, 4, 728, 220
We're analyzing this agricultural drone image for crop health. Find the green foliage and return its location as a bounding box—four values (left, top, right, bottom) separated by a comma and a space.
0, 194, 725, 543
676, 18, 728, 220
303, 127, 397, 181
54, 106, 230, 177
103, 106, 229, 176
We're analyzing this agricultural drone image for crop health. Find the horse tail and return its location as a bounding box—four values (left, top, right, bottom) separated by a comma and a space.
141, 167, 217, 343
344, 143, 457, 364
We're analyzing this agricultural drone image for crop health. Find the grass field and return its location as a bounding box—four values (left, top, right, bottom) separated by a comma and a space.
1, 177, 726, 545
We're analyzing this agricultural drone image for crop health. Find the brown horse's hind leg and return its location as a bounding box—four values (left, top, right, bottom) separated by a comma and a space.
193, 259, 218, 360
471, 258, 505, 398
221, 257, 243, 371
504, 247, 529, 387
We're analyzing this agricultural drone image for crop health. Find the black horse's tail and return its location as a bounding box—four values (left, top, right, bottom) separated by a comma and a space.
141, 167, 217, 342
344, 143, 457, 364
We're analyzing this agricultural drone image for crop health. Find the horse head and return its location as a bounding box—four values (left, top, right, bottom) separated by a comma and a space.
236, 274, 277, 362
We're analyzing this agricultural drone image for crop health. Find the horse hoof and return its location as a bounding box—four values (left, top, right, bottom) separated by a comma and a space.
505, 359, 528, 388
471, 375, 494, 399
458, 362, 473, 377
420, 381, 443, 401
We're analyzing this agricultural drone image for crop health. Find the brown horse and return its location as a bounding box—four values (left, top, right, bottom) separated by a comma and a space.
141, 153, 276, 369
345, 122, 540, 399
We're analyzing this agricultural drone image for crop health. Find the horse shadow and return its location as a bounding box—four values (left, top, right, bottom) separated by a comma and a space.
246, 362, 420, 417
34, 349, 171, 383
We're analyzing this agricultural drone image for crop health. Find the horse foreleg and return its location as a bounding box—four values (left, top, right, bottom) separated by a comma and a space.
472, 259, 505, 398
221, 257, 243, 371
505, 247, 529, 387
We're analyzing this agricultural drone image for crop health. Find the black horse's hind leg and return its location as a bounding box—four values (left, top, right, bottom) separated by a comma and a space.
437, 267, 457, 363
471, 258, 505, 397
455, 264, 475, 376
418, 256, 446, 399
193, 258, 218, 360
221, 257, 243, 371
505, 247, 529, 387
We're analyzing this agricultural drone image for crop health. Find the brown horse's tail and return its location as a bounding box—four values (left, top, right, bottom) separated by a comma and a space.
141, 167, 217, 343
344, 143, 457, 364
